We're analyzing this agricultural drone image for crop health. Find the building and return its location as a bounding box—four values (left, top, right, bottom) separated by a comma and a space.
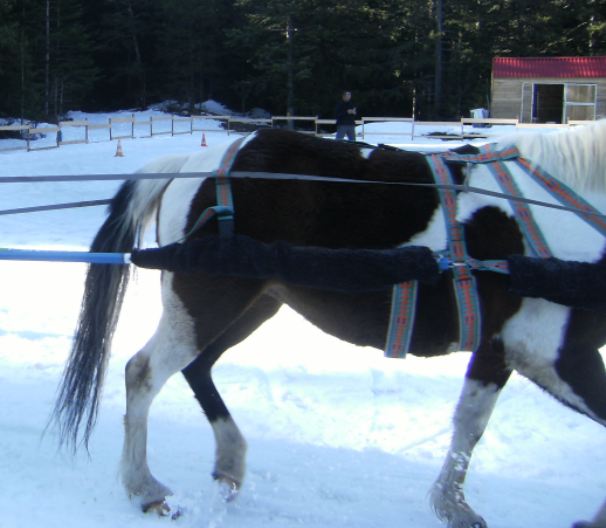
490, 56, 606, 123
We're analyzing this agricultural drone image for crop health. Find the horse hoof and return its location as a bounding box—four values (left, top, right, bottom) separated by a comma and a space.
213, 474, 240, 502
142, 499, 171, 516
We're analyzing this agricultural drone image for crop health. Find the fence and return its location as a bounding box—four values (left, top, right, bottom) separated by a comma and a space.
0, 114, 598, 153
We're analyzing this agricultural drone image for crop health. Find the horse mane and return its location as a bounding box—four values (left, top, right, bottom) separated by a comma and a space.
497, 119, 606, 193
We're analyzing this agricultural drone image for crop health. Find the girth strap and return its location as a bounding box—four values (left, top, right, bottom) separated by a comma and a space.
428, 153, 482, 353
385, 280, 418, 358
385, 143, 564, 358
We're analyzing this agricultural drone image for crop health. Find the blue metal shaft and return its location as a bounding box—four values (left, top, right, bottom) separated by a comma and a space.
0, 249, 130, 265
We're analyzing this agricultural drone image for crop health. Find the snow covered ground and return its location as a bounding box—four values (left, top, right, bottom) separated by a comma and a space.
0, 111, 604, 528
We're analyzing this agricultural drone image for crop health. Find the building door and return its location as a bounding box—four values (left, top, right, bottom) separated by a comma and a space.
532, 84, 564, 123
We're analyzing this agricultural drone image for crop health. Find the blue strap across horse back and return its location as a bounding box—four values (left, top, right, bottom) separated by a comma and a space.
214, 136, 246, 238
184, 136, 246, 240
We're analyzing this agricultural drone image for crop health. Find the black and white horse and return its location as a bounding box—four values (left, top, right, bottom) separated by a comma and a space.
54, 123, 606, 528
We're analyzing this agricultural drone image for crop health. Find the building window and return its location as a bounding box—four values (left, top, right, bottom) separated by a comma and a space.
564, 84, 597, 122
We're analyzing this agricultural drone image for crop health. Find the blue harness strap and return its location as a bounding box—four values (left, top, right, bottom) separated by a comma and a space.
184, 136, 246, 240
213, 136, 246, 238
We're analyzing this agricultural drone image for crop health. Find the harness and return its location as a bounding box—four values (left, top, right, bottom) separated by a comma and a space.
387, 145, 606, 358
183, 136, 245, 241
192, 137, 606, 359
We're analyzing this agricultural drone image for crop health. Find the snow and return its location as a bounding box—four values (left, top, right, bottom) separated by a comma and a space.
0, 111, 604, 528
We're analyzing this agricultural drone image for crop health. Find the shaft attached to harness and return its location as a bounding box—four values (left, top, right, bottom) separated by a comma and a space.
0, 248, 130, 265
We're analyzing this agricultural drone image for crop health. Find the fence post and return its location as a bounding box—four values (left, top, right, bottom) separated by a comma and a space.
85, 118, 89, 143
171, 115, 175, 136
109, 117, 113, 141
131, 113, 135, 138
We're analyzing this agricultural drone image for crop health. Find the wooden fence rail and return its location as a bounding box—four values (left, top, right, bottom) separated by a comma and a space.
0, 114, 599, 153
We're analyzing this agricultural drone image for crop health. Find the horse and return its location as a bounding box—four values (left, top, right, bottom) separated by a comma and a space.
53, 123, 606, 528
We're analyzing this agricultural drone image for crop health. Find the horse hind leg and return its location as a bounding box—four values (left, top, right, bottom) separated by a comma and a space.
121, 274, 267, 512
121, 315, 198, 513
430, 337, 512, 528
181, 295, 281, 498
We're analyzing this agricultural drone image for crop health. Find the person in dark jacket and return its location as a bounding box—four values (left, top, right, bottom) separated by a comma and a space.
335, 91, 357, 141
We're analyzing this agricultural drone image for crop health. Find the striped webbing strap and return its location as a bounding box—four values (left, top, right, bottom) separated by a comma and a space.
429, 154, 482, 352
515, 156, 606, 237
479, 144, 552, 258
385, 279, 418, 358
185, 136, 246, 240
385, 145, 527, 358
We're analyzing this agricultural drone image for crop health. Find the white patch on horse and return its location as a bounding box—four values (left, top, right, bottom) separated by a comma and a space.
405, 204, 446, 250
456, 157, 606, 263
502, 297, 598, 419
211, 417, 247, 488
359, 147, 375, 159
158, 178, 206, 244
157, 137, 249, 244
499, 120, 606, 193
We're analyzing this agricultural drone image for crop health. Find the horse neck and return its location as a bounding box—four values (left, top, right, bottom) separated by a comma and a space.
506, 120, 606, 195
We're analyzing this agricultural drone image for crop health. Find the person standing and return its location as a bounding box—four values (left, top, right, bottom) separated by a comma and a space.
335, 91, 357, 141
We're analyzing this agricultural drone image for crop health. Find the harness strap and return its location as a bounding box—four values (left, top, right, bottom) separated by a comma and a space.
213, 136, 246, 238
485, 159, 552, 258
440, 144, 521, 164
516, 157, 606, 237
385, 281, 418, 358
185, 136, 246, 240
428, 154, 482, 352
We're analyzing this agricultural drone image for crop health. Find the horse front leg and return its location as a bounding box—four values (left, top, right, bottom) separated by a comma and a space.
430, 338, 511, 528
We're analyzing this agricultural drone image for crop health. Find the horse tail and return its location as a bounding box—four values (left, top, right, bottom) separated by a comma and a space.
53, 154, 189, 449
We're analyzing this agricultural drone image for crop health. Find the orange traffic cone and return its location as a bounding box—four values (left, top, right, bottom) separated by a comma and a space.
200, 132, 207, 147
115, 139, 124, 157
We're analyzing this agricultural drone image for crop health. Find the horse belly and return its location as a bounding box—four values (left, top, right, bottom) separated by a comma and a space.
264, 278, 458, 357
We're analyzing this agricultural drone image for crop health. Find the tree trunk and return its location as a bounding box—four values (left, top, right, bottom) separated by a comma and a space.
433, 0, 444, 118
124, 0, 146, 108
286, 14, 295, 125
44, 0, 51, 119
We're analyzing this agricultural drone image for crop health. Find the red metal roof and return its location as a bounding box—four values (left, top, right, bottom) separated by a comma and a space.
493, 56, 606, 79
